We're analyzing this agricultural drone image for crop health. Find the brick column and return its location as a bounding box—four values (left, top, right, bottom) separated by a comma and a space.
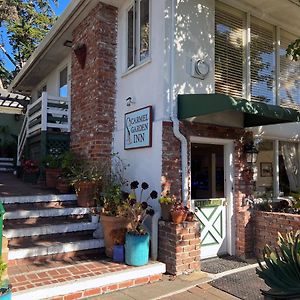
158, 221, 200, 275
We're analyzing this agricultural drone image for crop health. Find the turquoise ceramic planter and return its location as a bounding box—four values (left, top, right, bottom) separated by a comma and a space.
0, 288, 11, 300
125, 232, 149, 266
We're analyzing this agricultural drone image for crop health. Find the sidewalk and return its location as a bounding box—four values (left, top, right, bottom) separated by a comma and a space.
88, 271, 238, 300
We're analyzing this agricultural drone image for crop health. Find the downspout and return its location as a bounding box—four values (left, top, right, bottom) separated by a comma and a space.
169, 0, 189, 206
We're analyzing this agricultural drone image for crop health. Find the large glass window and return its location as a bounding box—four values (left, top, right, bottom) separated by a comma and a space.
126, 0, 150, 69
59, 67, 68, 97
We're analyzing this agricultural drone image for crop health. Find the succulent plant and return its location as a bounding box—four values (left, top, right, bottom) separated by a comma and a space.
257, 231, 300, 298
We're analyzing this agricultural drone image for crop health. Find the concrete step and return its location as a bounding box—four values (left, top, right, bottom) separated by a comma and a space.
4, 206, 92, 219
8, 236, 104, 260
0, 194, 77, 204
4, 218, 98, 238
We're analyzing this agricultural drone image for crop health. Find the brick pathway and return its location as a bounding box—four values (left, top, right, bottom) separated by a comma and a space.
9, 255, 133, 293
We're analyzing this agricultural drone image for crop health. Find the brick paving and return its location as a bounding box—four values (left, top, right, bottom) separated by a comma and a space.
9, 255, 133, 293
0, 172, 55, 197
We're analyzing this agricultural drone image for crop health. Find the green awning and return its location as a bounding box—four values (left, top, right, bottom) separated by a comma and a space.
178, 94, 300, 128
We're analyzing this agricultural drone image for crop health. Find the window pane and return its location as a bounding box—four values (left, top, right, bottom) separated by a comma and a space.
215, 4, 244, 98
127, 7, 134, 68
279, 31, 300, 110
250, 18, 275, 104
140, 0, 149, 61
59, 67, 68, 97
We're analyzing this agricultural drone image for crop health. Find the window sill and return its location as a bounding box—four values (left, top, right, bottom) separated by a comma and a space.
121, 59, 151, 78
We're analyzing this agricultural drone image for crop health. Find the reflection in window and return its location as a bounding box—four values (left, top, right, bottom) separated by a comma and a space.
59, 67, 68, 97
140, 0, 149, 62
127, 7, 134, 68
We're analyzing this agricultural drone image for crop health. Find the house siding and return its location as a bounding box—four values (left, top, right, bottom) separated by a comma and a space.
70, 2, 118, 161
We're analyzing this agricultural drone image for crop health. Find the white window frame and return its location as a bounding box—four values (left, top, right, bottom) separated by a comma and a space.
125, 0, 151, 71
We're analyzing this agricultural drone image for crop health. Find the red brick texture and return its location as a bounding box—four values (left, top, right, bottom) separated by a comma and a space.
158, 221, 201, 275
70, 2, 117, 161
253, 211, 300, 258
161, 121, 254, 258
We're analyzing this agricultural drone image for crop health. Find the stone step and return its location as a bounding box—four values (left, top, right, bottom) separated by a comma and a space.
8, 236, 104, 260
4, 206, 92, 219
4, 218, 98, 238
0, 193, 77, 204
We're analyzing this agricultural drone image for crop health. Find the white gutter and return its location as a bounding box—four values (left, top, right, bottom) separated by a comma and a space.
169, 0, 189, 206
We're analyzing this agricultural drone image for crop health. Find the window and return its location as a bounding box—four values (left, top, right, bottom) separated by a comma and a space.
127, 0, 150, 69
215, 3, 244, 98
279, 30, 300, 109
59, 67, 68, 97
250, 18, 275, 103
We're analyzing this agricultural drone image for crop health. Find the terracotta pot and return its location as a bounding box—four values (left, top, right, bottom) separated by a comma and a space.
160, 203, 173, 221
45, 168, 62, 188
100, 214, 131, 258
171, 210, 187, 224
75, 181, 96, 207
56, 178, 70, 194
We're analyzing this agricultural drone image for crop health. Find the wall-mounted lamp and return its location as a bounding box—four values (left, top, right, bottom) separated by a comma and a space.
73, 43, 87, 69
126, 96, 135, 107
63, 40, 73, 48
244, 141, 259, 164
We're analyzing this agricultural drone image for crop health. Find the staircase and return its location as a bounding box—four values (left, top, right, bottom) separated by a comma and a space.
0, 158, 14, 172
2, 194, 104, 265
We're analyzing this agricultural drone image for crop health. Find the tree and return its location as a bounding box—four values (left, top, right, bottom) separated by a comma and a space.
0, 0, 58, 87
287, 38, 300, 61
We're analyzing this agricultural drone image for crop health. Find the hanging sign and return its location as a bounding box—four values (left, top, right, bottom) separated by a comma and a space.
124, 106, 152, 150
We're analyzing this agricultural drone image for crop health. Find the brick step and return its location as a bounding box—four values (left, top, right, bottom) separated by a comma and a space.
4, 217, 98, 238
8, 235, 104, 260
0, 194, 77, 204
4, 206, 92, 219
10, 258, 165, 300
4, 200, 77, 212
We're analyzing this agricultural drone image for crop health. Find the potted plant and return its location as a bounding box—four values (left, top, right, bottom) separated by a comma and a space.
56, 151, 77, 193
0, 257, 11, 300
118, 181, 157, 266
100, 182, 131, 258
159, 191, 176, 221
70, 159, 108, 207
21, 159, 39, 184
43, 154, 62, 188
170, 201, 188, 224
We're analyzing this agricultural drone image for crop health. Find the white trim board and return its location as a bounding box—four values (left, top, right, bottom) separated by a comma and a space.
0, 194, 77, 204
8, 238, 104, 260
13, 261, 166, 300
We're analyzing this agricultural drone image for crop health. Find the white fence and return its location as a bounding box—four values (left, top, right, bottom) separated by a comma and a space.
17, 92, 71, 164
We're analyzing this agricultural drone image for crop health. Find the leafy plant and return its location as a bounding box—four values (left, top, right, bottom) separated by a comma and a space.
42, 154, 62, 169
21, 159, 39, 174
257, 231, 300, 297
0, 257, 8, 292
159, 191, 176, 205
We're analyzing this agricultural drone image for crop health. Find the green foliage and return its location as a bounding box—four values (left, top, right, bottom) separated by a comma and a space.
102, 183, 125, 216
0, 256, 7, 288
257, 231, 300, 296
42, 154, 61, 169
287, 38, 300, 62
0, 0, 58, 86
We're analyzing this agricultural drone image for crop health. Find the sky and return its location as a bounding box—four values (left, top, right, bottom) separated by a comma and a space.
0, 0, 71, 71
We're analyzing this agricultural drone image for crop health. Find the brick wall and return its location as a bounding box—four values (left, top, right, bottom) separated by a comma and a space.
158, 221, 200, 275
161, 121, 254, 258
71, 2, 117, 161
253, 211, 300, 257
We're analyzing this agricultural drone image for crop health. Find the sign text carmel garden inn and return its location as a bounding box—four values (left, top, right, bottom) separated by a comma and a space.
124, 106, 152, 150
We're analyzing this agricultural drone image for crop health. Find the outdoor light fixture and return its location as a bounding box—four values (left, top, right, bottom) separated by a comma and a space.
63, 40, 73, 48
244, 141, 259, 164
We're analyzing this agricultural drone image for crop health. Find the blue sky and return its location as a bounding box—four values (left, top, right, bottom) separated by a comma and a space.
0, 0, 71, 71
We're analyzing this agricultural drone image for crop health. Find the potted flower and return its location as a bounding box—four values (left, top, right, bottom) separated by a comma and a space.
159, 191, 176, 221
43, 154, 62, 188
170, 200, 188, 224
0, 257, 11, 300
118, 181, 157, 266
21, 159, 39, 184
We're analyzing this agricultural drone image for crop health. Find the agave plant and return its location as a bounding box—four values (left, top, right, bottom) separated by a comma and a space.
257, 231, 300, 298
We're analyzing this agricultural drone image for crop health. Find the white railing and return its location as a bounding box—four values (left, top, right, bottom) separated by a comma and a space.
17, 92, 71, 164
